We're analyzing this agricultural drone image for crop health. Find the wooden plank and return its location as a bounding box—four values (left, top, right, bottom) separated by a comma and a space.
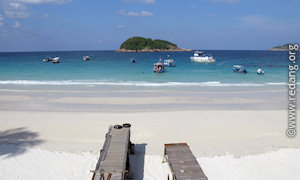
92, 125, 131, 180
164, 143, 208, 180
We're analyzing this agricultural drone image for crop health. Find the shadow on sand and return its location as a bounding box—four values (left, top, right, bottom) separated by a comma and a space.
0, 127, 44, 157
130, 143, 147, 180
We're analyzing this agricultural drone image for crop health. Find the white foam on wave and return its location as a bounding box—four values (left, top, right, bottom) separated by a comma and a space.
0, 80, 289, 87
266, 82, 286, 85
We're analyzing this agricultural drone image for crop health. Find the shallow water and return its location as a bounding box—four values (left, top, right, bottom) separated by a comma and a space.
0, 50, 296, 87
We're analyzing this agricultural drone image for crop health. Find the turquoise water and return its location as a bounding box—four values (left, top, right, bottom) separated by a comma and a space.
0, 50, 296, 87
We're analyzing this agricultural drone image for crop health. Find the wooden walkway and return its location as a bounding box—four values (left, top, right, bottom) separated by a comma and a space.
163, 143, 208, 180
92, 124, 133, 180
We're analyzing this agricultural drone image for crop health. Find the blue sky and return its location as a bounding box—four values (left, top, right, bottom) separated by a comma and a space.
0, 0, 299, 51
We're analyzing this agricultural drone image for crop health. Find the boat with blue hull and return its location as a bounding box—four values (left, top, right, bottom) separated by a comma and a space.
153, 62, 165, 73
129, 58, 136, 64
233, 65, 247, 73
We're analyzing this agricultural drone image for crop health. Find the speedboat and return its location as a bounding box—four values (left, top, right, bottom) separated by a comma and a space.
52, 60, 59, 64
43, 57, 53, 62
52, 57, 59, 61
129, 58, 136, 64
52, 57, 60, 64
153, 62, 165, 73
233, 65, 247, 73
257, 68, 264, 75
163, 55, 176, 67
190, 51, 216, 63
83, 56, 90, 61
164, 59, 176, 67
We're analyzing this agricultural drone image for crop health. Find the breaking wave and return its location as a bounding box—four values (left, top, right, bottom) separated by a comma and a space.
0, 80, 289, 87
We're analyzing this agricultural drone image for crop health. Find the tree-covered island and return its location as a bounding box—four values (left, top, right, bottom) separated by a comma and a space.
117, 37, 192, 52
269, 43, 299, 51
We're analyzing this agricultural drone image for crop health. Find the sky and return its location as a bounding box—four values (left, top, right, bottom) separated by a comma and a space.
0, 0, 299, 52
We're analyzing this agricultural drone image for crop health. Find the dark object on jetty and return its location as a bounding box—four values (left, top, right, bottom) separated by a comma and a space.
122, 123, 131, 128
114, 125, 123, 129
163, 143, 208, 180
91, 123, 134, 180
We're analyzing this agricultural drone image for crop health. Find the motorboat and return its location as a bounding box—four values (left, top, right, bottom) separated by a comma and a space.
190, 51, 216, 63
52, 57, 60, 61
257, 68, 264, 75
83, 56, 90, 61
43, 57, 53, 62
52, 57, 60, 64
52, 60, 59, 64
129, 58, 136, 64
163, 55, 176, 67
233, 65, 247, 73
164, 59, 176, 67
153, 62, 165, 73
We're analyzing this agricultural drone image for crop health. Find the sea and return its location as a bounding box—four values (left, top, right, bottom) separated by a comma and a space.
0, 50, 297, 88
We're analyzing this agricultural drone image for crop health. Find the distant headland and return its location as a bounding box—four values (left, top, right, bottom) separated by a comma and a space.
269, 43, 299, 51
117, 36, 192, 52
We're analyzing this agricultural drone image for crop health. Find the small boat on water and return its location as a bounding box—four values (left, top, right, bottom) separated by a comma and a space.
257, 68, 264, 75
83, 56, 90, 61
51, 57, 60, 64
233, 65, 247, 73
190, 51, 216, 63
153, 62, 165, 73
43, 57, 53, 62
129, 58, 136, 64
163, 55, 176, 67
164, 59, 176, 67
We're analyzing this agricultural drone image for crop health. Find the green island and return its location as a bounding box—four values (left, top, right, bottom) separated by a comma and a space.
269, 43, 299, 51
117, 36, 192, 52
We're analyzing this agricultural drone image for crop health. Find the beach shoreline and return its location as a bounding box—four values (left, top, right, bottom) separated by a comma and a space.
0, 84, 294, 112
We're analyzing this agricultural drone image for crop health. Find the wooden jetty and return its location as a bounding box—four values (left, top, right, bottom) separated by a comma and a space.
91, 124, 134, 180
163, 143, 208, 180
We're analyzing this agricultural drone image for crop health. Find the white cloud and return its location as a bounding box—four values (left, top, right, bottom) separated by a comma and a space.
126, 11, 139, 16
123, 0, 155, 4
2, 2, 30, 18
119, 9, 153, 17
0, 0, 72, 19
140, 10, 153, 16
13, 21, 21, 28
119, 10, 138, 16
211, 0, 239, 3
15, 0, 72, 4
117, 24, 126, 28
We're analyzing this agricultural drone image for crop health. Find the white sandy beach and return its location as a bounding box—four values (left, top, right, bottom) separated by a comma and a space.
1, 86, 300, 180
